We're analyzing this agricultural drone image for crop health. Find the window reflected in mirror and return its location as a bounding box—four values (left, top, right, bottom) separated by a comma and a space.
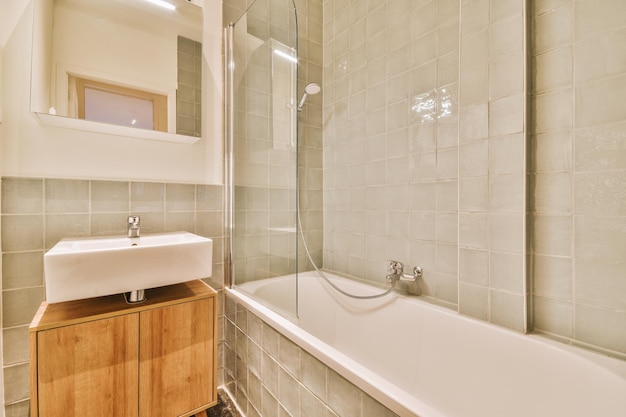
31, 0, 203, 140
70, 76, 168, 132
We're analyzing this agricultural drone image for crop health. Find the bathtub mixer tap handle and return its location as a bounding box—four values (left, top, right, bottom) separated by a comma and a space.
386, 260, 423, 284
386, 260, 404, 284
410, 266, 423, 280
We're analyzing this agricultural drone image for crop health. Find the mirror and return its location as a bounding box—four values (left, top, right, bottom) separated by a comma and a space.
31, 0, 204, 143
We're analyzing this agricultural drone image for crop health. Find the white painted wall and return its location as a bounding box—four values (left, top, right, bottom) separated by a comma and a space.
1, 0, 223, 185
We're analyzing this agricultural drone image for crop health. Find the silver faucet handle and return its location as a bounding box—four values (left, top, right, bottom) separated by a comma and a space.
412, 266, 423, 279
128, 215, 140, 226
387, 260, 404, 275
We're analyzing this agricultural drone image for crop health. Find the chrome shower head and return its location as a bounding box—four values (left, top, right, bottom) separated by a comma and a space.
297, 82, 321, 111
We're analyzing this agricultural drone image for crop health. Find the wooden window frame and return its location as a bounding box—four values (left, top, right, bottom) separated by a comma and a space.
73, 76, 168, 132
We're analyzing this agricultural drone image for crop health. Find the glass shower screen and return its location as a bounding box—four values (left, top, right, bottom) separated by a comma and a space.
225, 0, 299, 318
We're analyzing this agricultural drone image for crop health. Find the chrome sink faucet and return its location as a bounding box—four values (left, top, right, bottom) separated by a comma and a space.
128, 215, 140, 238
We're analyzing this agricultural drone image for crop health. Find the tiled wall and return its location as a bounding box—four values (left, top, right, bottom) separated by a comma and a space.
322, 0, 461, 308
229, 0, 300, 283
322, 0, 528, 329
0, 177, 225, 417
177, 35, 203, 137
228, 0, 324, 285
223, 293, 399, 417
296, 0, 325, 271
457, 0, 528, 330
530, 0, 626, 357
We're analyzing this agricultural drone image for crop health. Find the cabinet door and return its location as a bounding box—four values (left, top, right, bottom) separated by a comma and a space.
139, 298, 216, 417
37, 314, 139, 417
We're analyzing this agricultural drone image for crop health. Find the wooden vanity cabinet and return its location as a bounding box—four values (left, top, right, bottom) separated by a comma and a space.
29, 280, 218, 417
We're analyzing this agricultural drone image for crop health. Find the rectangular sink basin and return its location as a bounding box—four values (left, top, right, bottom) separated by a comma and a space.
44, 232, 212, 303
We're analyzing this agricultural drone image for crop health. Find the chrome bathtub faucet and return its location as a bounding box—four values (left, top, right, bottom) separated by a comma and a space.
386, 260, 405, 283
128, 215, 141, 238
386, 260, 423, 284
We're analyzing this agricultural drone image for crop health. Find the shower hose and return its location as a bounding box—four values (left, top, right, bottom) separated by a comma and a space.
296, 206, 395, 300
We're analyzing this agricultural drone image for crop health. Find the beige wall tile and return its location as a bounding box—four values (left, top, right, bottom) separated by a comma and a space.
490, 252, 524, 293
574, 216, 626, 264
45, 179, 89, 213
490, 213, 524, 254
459, 176, 488, 212
410, 152, 437, 182
534, 296, 573, 337
574, 27, 626, 84
436, 212, 458, 244
459, 283, 489, 320
2, 252, 44, 290
460, 40, 489, 106
533, 255, 573, 299
575, 303, 626, 354
533, 4, 572, 54
1, 215, 44, 252
411, 2, 437, 39
532, 215, 572, 257
575, 74, 626, 128
131, 182, 165, 212
91, 181, 129, 212
490, 53, 524, 100
279, 335, 301, 379
491, 14, 524, 59
459, 140, 488, 177
491, 0, 522, 23
3, 326, 29, 366
531, 131, 572, 173
436, 271, 459, 304
45, 214, 90, 248
90, 213, 128, 236
573, 0, 626, 40
576, 261, 626, 310
362, 393, 399, 417
132, 212, 165, 234
439, 22, 459, 55
436, 180, 458, 211
1, 178, 43, 214
436, 148, 458, 180
300, 386, 328, 417
459, 104, 489, 142
533, 89, 573, 133
490, 174, 524, 213
575, 122, 626, 172
411, 240, 436, 272
459, 212, 489, 250
490, 290, 525, 331
574, 171, 626, 216
3, 363, 30, 404
459, 248, 489, 286
489, 93, 524, 137
534, 47, 573, 93
4, 399, 29, 417
461, 0, 489, 34
532, 173, 572, 214
327, 369, 361, 417
490, 133, 525, 175
2, 287, 44, 328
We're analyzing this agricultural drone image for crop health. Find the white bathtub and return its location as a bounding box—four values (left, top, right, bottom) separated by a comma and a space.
227, 271, 626, 417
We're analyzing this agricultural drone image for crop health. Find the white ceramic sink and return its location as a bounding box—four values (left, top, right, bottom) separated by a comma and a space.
44, 232, 213, 303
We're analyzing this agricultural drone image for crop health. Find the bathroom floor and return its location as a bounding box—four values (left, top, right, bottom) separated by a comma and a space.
203, 389, 241, 417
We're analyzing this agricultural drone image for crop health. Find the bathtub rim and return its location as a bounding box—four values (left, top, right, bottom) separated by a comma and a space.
227, 272, 626, 417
